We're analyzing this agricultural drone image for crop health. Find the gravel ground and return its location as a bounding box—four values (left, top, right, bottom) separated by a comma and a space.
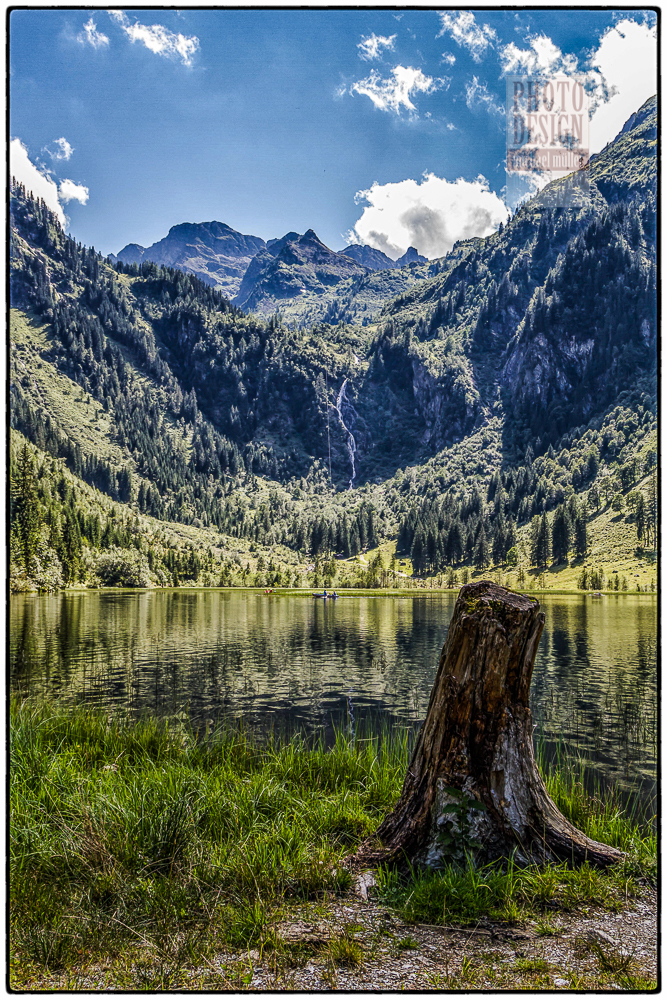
14, 878, 657, 992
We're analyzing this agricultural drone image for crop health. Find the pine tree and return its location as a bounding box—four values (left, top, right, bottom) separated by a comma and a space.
551, 505, 571, 565
531, 513, 550, 568
59, 509, 82, 584
492, 517, 506, 565
573, 503, 588, 559
11, 444, 41, 574
411, 526, 426, 575
635, 493, 646, 545
367, 507, 379, 549
474, 524, 490, 569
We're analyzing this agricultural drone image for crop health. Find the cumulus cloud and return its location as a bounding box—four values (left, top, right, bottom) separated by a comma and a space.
348, 173, 508, 259
108, 10, 199, 66
59, 178, 90, 205
357, 33, 396, 61
45, 137, 74, 161
499, 34, 578, 76
77, 15, 109, 49
349, 65, 444, 115
466, 76, 504, 116
10, 138, 66, 225
438, 12, 497, 63
441, 52, 456, 66
588, 18, 657, 153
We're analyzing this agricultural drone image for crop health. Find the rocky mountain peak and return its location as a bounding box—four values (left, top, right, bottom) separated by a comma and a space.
396, 246, 428, 266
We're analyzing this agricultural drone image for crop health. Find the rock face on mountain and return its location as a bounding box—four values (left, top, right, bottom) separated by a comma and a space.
339, 244, 396, 270
351, 95, 657, 468
234, 229, 367, 313
112, 222, 267, 297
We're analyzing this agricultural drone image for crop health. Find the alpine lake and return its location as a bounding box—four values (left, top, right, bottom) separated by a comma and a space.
10, 589, 657, 809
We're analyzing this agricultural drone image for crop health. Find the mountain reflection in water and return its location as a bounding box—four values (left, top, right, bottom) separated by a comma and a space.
10, 591, 656, 803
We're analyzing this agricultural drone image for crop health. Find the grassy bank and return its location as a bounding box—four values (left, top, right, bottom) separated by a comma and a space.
10, 702, 656, 990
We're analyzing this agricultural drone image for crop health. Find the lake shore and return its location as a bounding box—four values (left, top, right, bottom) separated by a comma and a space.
19, 584, 659, 596
10, 701, 656, 991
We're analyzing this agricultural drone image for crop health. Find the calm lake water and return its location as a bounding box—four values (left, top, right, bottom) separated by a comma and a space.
10, 591, 657, 802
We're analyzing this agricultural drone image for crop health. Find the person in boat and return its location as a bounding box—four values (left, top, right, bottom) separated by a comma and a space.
323, 589, 327, 598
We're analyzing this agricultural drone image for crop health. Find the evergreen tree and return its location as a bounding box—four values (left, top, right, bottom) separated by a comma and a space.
367, 507, 379, 549
492, 517, 506, 565
635, 493, 646, 545
11, 444, 41, 573
573, 503, 588, 559
59, 509, 82, 584
551, 504, 571, 564
474, 524, 490, 569
531, 513, 550, 567
411, 525, 426, 574
448, 520, 464, 565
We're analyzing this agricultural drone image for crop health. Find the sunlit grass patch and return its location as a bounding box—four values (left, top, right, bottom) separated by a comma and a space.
9, 699, 407, 987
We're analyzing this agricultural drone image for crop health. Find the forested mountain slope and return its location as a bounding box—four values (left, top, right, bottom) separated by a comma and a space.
9, 97, 657, 593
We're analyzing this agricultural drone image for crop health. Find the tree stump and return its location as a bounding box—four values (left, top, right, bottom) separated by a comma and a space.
355, 581, 623, 869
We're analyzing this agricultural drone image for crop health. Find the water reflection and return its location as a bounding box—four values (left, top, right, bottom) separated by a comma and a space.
10, 591, 656, 801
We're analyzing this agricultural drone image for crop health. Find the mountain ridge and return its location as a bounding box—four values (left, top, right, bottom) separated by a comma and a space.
111, 220, 268, 298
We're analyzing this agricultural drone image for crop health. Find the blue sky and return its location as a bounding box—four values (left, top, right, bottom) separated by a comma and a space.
10, 8, 657, 259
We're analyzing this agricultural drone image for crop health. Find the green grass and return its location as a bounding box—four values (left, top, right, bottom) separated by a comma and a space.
10, 700, 656, 989
9, 699, 406, 986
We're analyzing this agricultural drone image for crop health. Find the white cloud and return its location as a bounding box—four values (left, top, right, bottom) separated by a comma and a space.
45, 137, 74, 161
77, 15, 109, 49
357, 33, 396, 61
438, 12, 497, 63
10, 138, 66, 226
441, 52, 456, 66
59, 178, 89, 205
588, 18, 657, 153
500, 34, 577, 76
348, 172, 508, 259
349, 65, 444, 115
108, 10, 199, 66
466, 76, 504, 116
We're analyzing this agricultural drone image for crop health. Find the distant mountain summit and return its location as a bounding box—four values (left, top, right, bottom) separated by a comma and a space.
339, 244, 428, 270
396, 246, 428, 266
112, 221, 267, 297
234, 229, 367, 312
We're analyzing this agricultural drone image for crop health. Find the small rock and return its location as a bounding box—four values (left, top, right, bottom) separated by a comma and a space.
586, 929, 618, 947
355, 871, 377, 900
554, 977, 569, 987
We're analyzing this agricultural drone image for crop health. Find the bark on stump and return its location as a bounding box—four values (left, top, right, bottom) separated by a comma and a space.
355, 581, 623, 869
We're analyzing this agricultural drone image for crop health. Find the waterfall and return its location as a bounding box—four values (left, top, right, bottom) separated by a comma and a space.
336, 379, 357, 489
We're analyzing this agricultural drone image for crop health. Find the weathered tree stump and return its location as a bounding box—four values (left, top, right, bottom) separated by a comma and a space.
355, 581, 623, 869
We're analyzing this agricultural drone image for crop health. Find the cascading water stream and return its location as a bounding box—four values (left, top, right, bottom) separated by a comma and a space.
336, 379, 357, 489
